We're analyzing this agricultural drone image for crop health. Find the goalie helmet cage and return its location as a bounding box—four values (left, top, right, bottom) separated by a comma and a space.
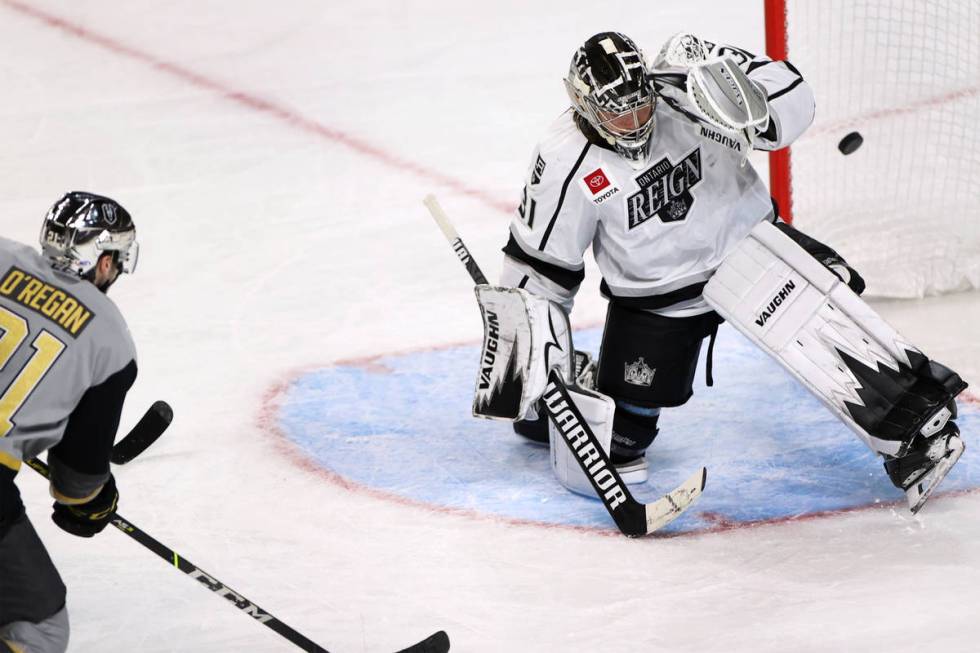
764, 0, 980, 298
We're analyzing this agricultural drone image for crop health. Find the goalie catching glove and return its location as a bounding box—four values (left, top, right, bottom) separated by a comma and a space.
651, 32, 770, 143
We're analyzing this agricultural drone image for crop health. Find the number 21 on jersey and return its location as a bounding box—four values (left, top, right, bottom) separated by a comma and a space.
0, 305, 66, 438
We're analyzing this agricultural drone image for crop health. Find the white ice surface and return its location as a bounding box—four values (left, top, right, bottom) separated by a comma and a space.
1, 2, 978, 652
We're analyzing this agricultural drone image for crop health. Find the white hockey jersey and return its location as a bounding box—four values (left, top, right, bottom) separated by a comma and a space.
501, 40, 814, 317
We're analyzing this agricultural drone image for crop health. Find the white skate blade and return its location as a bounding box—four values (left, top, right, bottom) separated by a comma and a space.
644, 467, 707, 533
907, 436, 965, 514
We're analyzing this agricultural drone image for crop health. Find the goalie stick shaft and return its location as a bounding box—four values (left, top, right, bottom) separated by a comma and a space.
423, 195, 489, 285
423, 194, 706, 536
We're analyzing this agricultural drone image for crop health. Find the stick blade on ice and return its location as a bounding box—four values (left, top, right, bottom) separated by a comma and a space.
111, 400, 173, 464
644, 467, 706, 534
394, 630, 451, 653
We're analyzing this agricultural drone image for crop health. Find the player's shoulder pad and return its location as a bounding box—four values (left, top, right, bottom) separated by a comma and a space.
533, 110, 591, 174
67, 276, 135, 345
0, 240, 136, 382
73, 280, 137, 384
0, 235, 40, 262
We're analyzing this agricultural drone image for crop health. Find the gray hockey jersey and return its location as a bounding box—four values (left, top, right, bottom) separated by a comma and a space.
0, 237, 136, 502
501, 39, 814, 317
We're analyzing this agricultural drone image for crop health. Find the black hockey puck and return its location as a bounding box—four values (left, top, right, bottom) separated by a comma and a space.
838, 131, 863, 155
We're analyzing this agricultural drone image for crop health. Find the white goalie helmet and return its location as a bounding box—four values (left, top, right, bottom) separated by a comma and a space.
565, 32, 657, 165
39, 191, 139, 280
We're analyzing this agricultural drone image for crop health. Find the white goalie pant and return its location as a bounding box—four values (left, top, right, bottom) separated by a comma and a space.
704, 221, 955, 458
472, 285, 574, 421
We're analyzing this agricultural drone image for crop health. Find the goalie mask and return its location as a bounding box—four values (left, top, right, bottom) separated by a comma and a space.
565, 32, 657, 166
40, 191, 139, 283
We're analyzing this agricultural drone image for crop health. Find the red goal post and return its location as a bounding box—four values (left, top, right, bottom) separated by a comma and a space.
763, 0, 980, 297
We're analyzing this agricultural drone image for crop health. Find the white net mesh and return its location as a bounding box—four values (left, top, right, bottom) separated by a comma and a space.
781, 0, 980, 297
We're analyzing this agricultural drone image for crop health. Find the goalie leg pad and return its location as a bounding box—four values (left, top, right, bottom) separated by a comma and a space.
548, 384, 615, 499
704, 221, 967, 458
512, 400, 548, 445
472, 286, 574, 421
547, 384, 649, 498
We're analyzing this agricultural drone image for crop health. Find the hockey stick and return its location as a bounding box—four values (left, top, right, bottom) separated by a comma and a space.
424, 195, 489, 285
25, 456, 450, 653
111, 400, 173, 464
424, 194, 706, 536
396, 631, 451, 653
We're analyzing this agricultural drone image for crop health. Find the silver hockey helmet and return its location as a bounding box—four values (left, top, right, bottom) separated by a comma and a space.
40, 191, 139, 280
565, 32, 657, 165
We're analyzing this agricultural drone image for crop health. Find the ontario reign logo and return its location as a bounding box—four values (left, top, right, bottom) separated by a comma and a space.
626, 148, 703, 228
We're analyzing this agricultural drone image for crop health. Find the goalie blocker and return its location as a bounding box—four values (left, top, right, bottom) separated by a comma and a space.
704, 221, 967, 512
471, 286, 574, 422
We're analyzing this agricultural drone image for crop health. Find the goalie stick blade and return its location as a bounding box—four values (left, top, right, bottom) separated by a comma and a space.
542, 372, 706, 537
393, 630, 450, 653
642, 467, 707, 534
111, 400, 173, 464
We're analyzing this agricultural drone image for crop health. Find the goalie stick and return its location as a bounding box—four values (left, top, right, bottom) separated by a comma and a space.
424, 194, 706, 536
26, 456, 450, 653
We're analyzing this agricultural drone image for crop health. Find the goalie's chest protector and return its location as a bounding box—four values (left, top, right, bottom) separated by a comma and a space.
577, 107, 774, 303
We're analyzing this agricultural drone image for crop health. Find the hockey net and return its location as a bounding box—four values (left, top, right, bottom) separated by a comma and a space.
766, 0, 980, 297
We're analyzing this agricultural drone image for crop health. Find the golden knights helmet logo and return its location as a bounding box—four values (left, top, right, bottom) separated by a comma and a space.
624, 357, 656, 386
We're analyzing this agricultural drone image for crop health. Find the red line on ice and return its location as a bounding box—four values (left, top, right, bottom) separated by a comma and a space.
803, 84, 979, 139
14, 0, 973, 538
0, 0, 514, 215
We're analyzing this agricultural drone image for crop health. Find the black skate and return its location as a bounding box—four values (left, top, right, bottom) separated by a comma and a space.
884, 422, 965, 514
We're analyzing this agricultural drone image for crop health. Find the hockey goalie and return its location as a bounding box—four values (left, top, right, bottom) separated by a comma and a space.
470, 30, 966, 515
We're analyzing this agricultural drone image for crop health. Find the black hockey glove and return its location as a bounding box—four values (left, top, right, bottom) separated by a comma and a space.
51, 475, 118, 538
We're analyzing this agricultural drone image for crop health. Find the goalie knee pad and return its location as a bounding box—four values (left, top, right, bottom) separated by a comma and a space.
705, 221, 967, 459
